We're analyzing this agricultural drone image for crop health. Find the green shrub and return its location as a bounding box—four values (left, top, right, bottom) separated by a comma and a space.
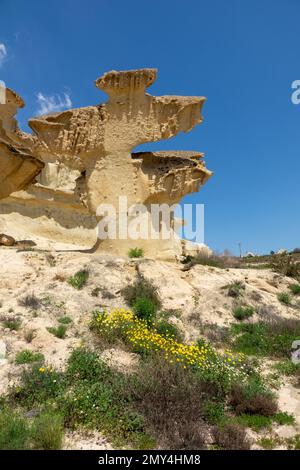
0, 410, 29, 449
273, 359, 300, 376
203, 400, 226, 425
273, 412, 295, 426
229, 378, 277, 416
236, 413, 272, 431
58, 316, 72, 325
155, 320, 183, 342
277, 292, 291, 305
121, 276, 161, 311
271, 254, 300, 280
225, 281, 245, 298
257, 437, 276, 449
133, 297, 156, 325
15, 350, 44, 365
11, 365, 66, 408
31, 412, 63, 449
233, 305, 254, 320
1, 315, 22, 331
47, 324, 67, 339
128, 248, 144, 258
67, 269, 89, 289
289, 284, 300, 295
231, 319, 300, 357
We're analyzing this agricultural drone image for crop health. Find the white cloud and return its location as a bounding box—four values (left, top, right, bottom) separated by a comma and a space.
36, 92, 72, 115
0, 43, 7, 67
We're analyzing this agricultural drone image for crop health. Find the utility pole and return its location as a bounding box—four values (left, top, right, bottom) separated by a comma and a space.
238, 242, 242, 258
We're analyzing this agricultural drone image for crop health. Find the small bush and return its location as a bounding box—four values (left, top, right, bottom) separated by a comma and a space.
0, 410, 29, 449
271, 254, 300, 279
273, 359, 300, 376
1, 315, 22, 331
67, 269, 89, 290
212, 423, 250, 450
289, 284, 300, 295
11, 365, 65, 408
128, 248, 144, 258
47, 325, 67, 339
15, 350, 44, 365
202, 400, 226, 425
91, 287, 101, 297
229, 378, 277, 416
24, 329, 36, 343
58, 316, 72, 325
18, 294, 41, 310
258, 437, 276, 449
155, 320, 183, 342
129, 354, 213, 449
277, 292, 291, 305
121, 276, 161, 311
133, 297, 156, 325
273, 412, 295, 426
236, 414, 272, 431
225, 281, 245, 298
31, 412, 63, 450
231, 319, 300, 358
233, 305, 254, 321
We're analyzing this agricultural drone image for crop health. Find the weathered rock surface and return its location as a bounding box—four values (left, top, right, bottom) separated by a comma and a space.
0, 233, 15, 246
0, 69, 212, 259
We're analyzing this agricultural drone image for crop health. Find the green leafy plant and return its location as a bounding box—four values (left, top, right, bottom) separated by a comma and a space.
133, 297, 156, 325
289, 284, 300, 295
229, 377, 277, 417
31, 412, 63, 450
273, 359, 300, 376
233, 305, 254, 320
231, 319, 300, 357
155, 320, 183, 342
0, 410, 29, 450
273, 412, 295, 426
1, 315, 22, 331
58, 316, 72, 325
47, 324, 67, 339
277, 292, 291, 305
121, 276, 161, 311
128, 247, 144, 258
224, 281, 245, 298
202, 400, 226, 425
67, 269, 89, 290
15, 350, 44, 365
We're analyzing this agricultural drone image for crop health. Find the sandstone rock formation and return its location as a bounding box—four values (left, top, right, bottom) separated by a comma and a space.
0, 69, 212, 258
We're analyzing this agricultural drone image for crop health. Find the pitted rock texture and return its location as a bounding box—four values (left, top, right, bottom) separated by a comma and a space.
0, 69, 212, 258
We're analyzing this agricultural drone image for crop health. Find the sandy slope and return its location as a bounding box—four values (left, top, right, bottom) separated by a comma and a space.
0, 246, 300, 449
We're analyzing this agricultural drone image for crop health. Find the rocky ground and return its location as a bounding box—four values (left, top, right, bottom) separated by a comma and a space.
0, 245, 300, 449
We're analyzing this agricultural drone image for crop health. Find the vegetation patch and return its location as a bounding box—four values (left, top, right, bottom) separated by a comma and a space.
0, 315, 22, 331
67, 269, 89, 290
121, 276, 161, 311
47, 324, 68, 339
277, 292, 292, 305
230, 319, 300, 358
128, 248, 144, 258
289, 284, 300, 295
15, 350, 44, 365
233, 305, 254, 321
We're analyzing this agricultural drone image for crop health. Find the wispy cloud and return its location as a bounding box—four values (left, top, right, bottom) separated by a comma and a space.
36, 92, 72, 115
0, 43, 7, 67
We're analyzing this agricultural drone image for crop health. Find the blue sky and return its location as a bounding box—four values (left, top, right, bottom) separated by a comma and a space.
0, 0, 299, 255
